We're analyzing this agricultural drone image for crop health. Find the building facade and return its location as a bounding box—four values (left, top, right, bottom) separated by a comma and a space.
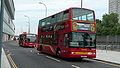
2, 0, 15, 42
109, 0, 120, 22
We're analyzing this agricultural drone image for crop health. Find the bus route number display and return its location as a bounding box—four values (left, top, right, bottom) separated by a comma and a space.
72, 22, 95, 32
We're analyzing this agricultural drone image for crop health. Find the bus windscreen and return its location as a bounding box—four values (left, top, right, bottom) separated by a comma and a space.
26, 34, 37, 43
68, 32, 96, 48
72, 8, 95, 22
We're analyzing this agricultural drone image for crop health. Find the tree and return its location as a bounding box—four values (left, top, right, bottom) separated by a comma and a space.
96, 13, 119, 36
102, 13, 119, 27
96, 19, 103, 35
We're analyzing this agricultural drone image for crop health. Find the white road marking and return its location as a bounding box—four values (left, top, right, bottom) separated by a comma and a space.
72, 65, 80, 68
46, 56, 61, 62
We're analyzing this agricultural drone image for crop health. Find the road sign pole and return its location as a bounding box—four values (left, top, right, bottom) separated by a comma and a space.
0, 0, 4, 68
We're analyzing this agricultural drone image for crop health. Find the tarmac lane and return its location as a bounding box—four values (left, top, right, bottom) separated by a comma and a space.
2, 40, 120, 68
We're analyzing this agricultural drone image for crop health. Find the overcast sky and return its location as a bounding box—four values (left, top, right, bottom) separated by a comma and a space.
13, 0, 108, 35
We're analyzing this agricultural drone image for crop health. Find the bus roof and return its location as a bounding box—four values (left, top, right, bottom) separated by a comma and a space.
39, 7, 94, 21
70, 7, 94, 11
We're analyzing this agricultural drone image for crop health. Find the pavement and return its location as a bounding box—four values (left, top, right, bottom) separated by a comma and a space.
95, 49, 120, 64
1, 48, 11, 68
1, 48, 120, 68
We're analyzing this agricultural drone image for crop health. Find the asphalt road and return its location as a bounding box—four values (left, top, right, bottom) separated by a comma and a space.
3, 40, 120, 68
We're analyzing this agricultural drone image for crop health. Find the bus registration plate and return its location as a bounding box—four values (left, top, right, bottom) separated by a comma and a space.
81, 56, 87, 58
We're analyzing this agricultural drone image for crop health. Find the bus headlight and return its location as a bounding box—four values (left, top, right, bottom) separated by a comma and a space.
93, 53, 96, 54
71, 52, 75, 54
88, 52, 93, 55
88, 52, 96, 54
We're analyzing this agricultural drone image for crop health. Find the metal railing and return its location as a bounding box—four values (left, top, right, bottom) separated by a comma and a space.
96, 35, 120, 51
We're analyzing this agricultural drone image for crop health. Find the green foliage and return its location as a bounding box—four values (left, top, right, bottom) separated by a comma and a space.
96, 13, 119, 36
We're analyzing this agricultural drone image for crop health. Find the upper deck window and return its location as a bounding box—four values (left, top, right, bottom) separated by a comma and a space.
51, 15, 56, 24
56, 12, 63, 22
41, 19, 46, 26
72, 8, 95, 22
38, 9, 70, 27
46, 17, 51, 25
63, 10, 69, 21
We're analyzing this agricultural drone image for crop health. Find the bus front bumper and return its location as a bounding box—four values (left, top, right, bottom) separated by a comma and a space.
67, 54, 96, 58
63, 52, 96, 58
24, 43, 37, 47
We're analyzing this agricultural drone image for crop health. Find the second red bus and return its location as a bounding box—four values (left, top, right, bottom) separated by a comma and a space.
19, 32, 38, 47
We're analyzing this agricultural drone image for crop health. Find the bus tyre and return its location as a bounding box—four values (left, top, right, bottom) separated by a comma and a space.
40, 46, 42, 51
56, 49, 61, 57
19, 44, 22, 47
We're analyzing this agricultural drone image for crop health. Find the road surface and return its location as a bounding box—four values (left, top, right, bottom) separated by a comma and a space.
3, 40, 120, 68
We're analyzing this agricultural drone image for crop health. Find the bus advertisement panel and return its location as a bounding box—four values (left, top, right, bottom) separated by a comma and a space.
37, 7, 96, 59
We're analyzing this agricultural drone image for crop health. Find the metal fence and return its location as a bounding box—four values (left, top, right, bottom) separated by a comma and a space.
96, 35, 120, 51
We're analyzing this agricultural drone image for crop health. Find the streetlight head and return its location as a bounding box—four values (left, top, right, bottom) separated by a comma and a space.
24, 15, 28, 17
24, 15, 29, 18
24, 15, 27, 17
39, 2, 43, 4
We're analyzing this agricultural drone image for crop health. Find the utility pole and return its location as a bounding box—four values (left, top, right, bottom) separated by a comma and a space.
24, 15, 30, 33
0, 0, 4, 68
39, 2, 47, 17
81, 0, 83, 8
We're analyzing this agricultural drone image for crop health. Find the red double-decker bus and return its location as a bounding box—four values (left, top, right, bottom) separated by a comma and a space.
19, 32, 38, 47
37, 7, 96, 58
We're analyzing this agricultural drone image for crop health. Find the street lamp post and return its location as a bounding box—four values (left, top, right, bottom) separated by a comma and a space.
24, 15, 30, 33
0, 0, 4, 68
81, 0, 83, 8
39, 2, 47, 17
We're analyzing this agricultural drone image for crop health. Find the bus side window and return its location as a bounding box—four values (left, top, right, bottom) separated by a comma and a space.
51, 15, 56, 24
38, 20, 42, 27
19, 35, 24, 41
42, 35, 44, 44
41, 19, 46, 26
46, 17, 51, 25
64, 33, 72, 46
40, 35, 43, 44
52, 32, 58, 44
63, 10, 69, 21
43, 35, 46, 44
56, 12, 63, 22
64, 34, 69, 46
